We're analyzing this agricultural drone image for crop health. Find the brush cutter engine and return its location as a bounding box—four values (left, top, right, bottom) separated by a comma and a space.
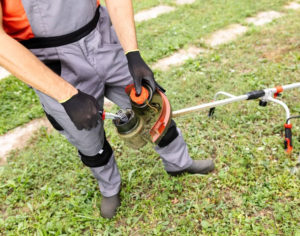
113, 83, 172, 149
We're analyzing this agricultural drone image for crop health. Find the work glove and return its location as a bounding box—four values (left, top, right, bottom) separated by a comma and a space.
126, 50, 165, 95
61, 90, 100, 130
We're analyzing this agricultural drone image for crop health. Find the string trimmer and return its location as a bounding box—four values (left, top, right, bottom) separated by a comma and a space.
108, 82, 299, 153
173, 82, 300, 153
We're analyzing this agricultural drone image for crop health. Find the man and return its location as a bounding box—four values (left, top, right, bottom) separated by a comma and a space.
0, 0, 215, 218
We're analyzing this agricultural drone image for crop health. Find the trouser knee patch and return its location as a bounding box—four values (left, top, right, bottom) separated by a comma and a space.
79, 138, 113, 168
45, 112, 64, 131
158, 120, 179, 148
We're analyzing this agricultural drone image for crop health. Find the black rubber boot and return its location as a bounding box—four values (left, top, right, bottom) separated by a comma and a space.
167, 159, 215, 176
100, 192, 121, 219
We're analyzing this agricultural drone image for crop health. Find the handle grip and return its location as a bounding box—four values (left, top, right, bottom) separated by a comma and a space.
284, 123, 293, 153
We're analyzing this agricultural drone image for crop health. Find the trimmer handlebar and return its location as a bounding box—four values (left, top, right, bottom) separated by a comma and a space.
172, 82, 300, 154
284, 123, 293, 154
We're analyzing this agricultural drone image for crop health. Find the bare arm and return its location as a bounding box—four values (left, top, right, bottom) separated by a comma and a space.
0, 3, 77, 102
105, 0, 138, 53
105, 0, 160, 95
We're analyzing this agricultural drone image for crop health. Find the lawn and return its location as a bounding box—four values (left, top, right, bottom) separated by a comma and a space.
0, 77, 43, 135
0, 0, 299, 235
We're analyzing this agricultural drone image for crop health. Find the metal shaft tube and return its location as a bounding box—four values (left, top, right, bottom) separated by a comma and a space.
267, 82, 300, 94
172, 82, 300, 118
172, 95, 248, 118
282, 82, 300, 91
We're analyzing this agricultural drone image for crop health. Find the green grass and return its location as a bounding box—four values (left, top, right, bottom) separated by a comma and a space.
0, 76, 43, 135
1, 4, 300, 235
137, 0, 290, 62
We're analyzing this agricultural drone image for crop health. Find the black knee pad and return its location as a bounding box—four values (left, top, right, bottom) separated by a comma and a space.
45, 112, 64, 131
158, 120, 179, 148
78, 138, 113, 168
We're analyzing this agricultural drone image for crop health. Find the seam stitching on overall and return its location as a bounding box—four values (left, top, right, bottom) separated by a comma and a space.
33, 0, 48, 36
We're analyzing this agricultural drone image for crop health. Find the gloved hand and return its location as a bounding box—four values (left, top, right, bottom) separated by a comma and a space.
126, 50, 165, 95
61, 90, 100, 130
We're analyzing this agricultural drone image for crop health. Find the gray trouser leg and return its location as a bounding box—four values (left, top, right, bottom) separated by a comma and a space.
31, 7, 127, 197
155, 127, 193, 172
89, 154, 121, 197
35, 90, 121, 197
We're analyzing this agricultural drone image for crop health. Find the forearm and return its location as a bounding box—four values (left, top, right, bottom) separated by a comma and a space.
105, 0, 138, 53
0, 33, 77, 102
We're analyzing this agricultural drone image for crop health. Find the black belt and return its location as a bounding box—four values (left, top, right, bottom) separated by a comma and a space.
20, 6, 100, 49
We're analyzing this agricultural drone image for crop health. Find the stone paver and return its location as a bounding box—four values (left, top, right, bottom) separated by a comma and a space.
284, 2, 300, 10
205, 24, 247, 47
0, 98, 116, 166
104, 98, 114, 108
0, 118, 52, 166
246, 11, 283, 26
0, 67, 11, 81
176, 0, 196, 5
134, 5, 175, 22
153, 46, 207, 70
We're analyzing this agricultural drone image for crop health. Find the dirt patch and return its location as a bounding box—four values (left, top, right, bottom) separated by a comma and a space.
1, 206, 8, 220
104, 98, 114, 110
0, 117, 52, 166
261, 40, 300, 62
248, 207, 275, 219
0, 66, 11, 81
284, 2, 300, 10
153, 46, 207, 70
176, 0, 195, 5
134, 5, 175, 22
262, 46, 300, 61
246, 11, 283, 26
205, 24, 248, 47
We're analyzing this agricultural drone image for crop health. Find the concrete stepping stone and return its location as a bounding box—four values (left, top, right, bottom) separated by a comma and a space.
205, 24, 247, 47
246, 11, 283, 26
104, 98, 114, 108
0, 118, 52, 166
0, 98, 113, 166
284, 2, 300, 10
0, 67, 10, 81
152, 46, 207, 71
176, 0, 196, 5
135, 5, 175, 22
